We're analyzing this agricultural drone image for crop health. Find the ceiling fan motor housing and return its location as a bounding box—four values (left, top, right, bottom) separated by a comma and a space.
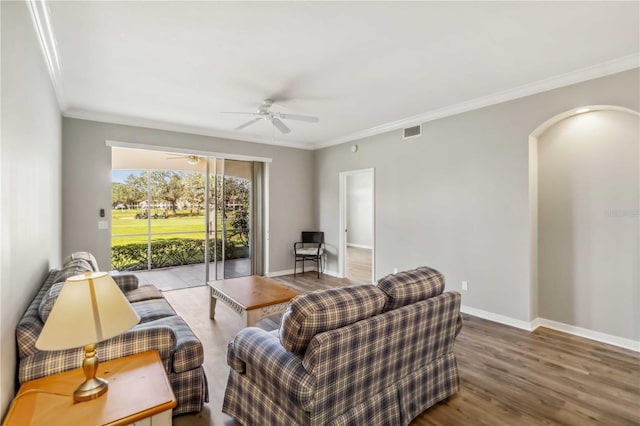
258, 99, 274, 113
230, 98, 317, 134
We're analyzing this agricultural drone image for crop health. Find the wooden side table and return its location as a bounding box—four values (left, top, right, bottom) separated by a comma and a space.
209, 275, 299, 327
3, 350, 176, 426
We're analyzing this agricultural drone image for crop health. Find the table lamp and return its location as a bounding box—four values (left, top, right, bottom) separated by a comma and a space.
36, 271, 140, 402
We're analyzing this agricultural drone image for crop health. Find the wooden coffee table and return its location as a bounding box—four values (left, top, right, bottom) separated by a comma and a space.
208, 275, 299, 327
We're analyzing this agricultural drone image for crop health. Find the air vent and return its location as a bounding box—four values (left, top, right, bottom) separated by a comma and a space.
403, 124, 421, 139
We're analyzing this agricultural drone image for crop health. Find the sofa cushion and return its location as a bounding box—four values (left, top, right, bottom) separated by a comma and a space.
52, 259, 93, 284
132, 299, 177, 323
62, 252, 99, 272
279, 285, 386, 355
376, 266, 445, 311
126, 285, 164, 303
37, 282, 64, 324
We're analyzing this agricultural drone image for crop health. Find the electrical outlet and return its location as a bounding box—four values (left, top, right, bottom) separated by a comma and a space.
461, 281, 468, 291
98, 221, 109, 230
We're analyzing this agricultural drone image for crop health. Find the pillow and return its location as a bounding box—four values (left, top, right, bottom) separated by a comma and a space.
62, 252, 99, 272
38, 282, 64, 324
53, 258, 93, 283
376, 266, 445, 312
279, 285, 386, 354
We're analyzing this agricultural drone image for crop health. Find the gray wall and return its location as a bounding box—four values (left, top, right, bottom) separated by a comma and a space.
315, 69, 639, 325
1, 1, 62, 414
61, 118, 315, 274
347, 172, 374, 248
538, 110, 639, 340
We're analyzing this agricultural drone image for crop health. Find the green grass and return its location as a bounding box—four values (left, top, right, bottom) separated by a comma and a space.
111, 209, 245, 246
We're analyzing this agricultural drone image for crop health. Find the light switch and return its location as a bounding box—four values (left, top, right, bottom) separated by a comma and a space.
98, 221, 109, 230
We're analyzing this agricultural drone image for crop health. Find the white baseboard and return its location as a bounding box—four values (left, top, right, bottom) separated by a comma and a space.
461, 305, 640, 352
323, 269, 339, 278
265, 269, 297, 277
347, 243, 373, 250
532, 318, 640, 352
460, 305, 532, 331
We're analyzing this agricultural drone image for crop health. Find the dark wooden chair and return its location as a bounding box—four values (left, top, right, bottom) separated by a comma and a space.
293, 231, 325, 278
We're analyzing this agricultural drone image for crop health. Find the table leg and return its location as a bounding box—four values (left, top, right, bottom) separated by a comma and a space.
246, 310, 258, 327
209, 286, 217, 320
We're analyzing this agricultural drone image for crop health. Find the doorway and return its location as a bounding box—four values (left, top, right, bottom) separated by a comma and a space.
111, 146, 266, 289
339, 169, 375, 283
529, 105, 639, 346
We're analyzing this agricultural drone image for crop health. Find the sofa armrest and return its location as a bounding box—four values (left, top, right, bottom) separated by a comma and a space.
455, 313, 464, 336
227, 340, 246, 373
100, 325, 176, 364
111, 274, 139, 293
19, 326, 177, 383
230, 327, 316, 411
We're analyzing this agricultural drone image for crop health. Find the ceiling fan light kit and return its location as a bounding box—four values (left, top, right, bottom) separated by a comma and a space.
186, 156, 200, 165
165, 154, 201, 165
225, 99, 319, 134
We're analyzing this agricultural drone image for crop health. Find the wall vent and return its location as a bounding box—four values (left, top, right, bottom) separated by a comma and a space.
403, 124, 421, 139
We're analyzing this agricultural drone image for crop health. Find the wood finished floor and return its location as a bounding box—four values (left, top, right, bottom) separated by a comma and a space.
346, 246, 373, 284
164, 275, 640, 426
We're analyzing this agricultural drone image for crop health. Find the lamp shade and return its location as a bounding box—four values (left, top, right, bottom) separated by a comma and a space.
36, 271, 140, 351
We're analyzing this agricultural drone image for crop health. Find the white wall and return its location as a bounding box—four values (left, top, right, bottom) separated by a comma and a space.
346, 172, 373, 248
62, 118, 315, 274
538, 110, 639, 341
1, 1, 62, 415
315, 69, 639, 326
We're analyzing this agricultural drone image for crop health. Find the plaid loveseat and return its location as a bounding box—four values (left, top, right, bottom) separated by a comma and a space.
16, 252, 208, 416
223, 266, 463, 425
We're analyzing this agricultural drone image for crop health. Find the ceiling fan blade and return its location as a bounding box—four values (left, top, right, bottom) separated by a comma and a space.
235, 117, 262, 131
279, 113, 319, 123
271, 118, 291, 134
222, 111, 259, 116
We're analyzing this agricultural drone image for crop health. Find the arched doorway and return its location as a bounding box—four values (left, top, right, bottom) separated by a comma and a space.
529, 106, 639, 346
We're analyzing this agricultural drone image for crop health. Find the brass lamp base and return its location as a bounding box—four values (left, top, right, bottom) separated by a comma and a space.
74, 343, 109, 403
74, 377, 108, 402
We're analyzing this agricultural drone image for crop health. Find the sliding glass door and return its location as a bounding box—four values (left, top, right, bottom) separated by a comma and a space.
205, 158, 253, 281
111, 147, 261, 284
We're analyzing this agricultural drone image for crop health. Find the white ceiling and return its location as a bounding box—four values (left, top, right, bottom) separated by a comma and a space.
44, 1, 639, 149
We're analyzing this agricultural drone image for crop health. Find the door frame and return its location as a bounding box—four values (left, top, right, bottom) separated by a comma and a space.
338, 168, 375, 283
108, 140, 271, 281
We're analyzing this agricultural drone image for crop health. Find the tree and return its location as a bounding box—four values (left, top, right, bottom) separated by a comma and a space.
148, 171, 184, 215
224, 177, 249, 210
183, 173, 205, 213
230, 209, 249, 246
112, 182, 126, 207
112, 172, 147, 208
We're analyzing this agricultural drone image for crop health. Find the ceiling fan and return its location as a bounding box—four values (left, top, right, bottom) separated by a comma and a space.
165, 154, 201, 165
224, 99, 319, 134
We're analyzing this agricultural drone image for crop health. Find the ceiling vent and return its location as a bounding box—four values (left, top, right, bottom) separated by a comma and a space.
403, 124, 421, 140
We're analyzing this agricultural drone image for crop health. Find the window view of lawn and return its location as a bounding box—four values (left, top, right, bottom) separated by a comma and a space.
112, 170, 250, 271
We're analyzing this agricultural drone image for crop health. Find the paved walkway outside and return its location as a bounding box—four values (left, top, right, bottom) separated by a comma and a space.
133, 258, 251, 291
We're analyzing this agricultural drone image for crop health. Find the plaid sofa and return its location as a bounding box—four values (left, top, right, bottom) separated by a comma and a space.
15, 253, 208, 416
223, 266, 463, 425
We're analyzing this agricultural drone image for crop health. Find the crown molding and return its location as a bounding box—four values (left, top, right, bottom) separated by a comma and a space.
313, 54, 640, 149
27, 0, 67, 111
63, 108, 315, 150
